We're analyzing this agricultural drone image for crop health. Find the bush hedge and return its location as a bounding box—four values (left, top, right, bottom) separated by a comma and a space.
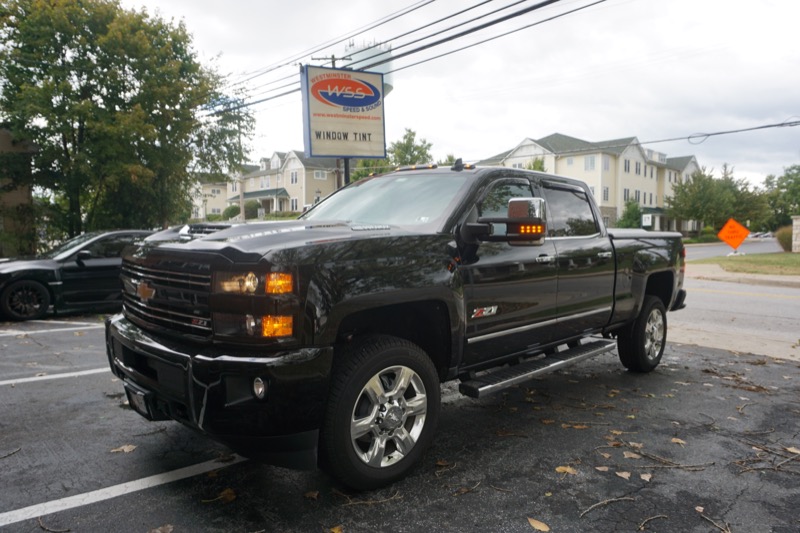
775, 225, 793, 252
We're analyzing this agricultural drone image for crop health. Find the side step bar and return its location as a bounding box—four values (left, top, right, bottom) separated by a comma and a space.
458, 340, 617, 398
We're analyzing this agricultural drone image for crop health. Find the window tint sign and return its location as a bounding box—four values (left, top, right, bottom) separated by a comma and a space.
301, 65, 387, 159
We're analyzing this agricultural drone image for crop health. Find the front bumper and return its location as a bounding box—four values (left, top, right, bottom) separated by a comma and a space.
105, 314, 333, 469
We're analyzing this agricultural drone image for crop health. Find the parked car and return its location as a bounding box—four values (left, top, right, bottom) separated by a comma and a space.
0, 230, 153, 321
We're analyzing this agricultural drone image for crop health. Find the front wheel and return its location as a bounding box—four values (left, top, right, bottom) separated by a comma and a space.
0, 280, 51, 321
320, 335, 440, 490
617, 295, 666, 373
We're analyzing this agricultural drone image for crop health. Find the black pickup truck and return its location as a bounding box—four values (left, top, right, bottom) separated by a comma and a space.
106, 162, 686, 489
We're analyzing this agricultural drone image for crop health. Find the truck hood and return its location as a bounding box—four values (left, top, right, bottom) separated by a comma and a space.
149, 220, 409, 257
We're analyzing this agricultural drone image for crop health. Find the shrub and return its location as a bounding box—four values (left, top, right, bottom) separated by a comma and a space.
775, 225, 793, 252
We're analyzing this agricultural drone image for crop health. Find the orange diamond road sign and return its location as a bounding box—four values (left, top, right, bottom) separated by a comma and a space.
717, 218, 749, 250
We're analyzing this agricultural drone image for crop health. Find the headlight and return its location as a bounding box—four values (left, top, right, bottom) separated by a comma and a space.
214, 271, 293, 294
215, 271, 259, 294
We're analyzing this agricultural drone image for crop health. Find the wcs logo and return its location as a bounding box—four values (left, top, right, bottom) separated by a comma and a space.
311, 77, 381, 108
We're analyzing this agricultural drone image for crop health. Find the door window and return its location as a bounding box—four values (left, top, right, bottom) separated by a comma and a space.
542, 184, 598, 237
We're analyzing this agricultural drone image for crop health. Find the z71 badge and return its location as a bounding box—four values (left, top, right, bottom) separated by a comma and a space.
471, 306, 498, 319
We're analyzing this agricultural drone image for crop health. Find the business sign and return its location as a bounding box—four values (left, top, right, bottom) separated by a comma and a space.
717, 218, 749, 250
301, 65, 386, 158
641, 214, 652, 227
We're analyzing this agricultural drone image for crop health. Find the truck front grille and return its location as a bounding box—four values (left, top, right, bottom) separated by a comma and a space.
121, 260, 213, 338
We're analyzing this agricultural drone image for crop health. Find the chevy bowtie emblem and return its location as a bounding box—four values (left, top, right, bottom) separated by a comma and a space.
136, 281, 156, 302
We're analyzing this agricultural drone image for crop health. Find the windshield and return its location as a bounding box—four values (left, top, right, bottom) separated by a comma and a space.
41, 232, 103, 260
301, 172, 472, 231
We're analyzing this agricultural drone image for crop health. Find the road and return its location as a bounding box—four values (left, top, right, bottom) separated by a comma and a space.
684, 237, 782, 261
1, 317, 799, 533
669, 237, 800, 362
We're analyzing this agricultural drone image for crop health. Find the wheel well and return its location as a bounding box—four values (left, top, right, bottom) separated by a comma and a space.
644, 271, 674, 308
337, 300, 451, 380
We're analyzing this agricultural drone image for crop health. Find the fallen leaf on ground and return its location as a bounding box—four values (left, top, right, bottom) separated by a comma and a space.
329, 526, 344, 533
540, 419, 555, 425
111, 444, 136, 453
595, 466, 610, 472
623, 451, 641, 459
671, 438, 687, 447
615, 471, 631, 480
555, 466, 577, 475
695, 506, 704, 513
527, 517, 550, 531
304, 491, 320, 500
148, 526, 173, 533
435, 459, 451, 467
628, 441, 644, 449
202, 487, 236, 504
640, 473, 652, 482
598, 452, 611, 459
785, 447, 800, 455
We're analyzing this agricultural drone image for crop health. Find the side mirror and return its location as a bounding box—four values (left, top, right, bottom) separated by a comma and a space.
76, 249, 92, 266
464, 198, 547, 246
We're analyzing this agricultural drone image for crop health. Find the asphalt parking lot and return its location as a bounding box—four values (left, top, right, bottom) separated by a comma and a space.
1, 315, 799, 533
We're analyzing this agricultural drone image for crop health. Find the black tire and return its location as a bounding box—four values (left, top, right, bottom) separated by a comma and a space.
0, 280, 51, 321
320, 335, 440, 490
617, 295, 666, 373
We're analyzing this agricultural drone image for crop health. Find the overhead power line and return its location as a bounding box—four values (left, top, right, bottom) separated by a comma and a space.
209, 0, 574, 115
225, 0, 437, 89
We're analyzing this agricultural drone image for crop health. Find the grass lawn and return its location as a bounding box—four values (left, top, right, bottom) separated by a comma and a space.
692, 252, 800, 276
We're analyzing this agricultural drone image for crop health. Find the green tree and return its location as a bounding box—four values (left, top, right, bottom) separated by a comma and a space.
437, 154, 456, 166
763, 164, 800, 230
388, 128, 432, 166
0, 0, 252, 237
666, 168, 735, 234
351, 158, 391, 182
616, 200, 643, 228
525, 158, 547, 172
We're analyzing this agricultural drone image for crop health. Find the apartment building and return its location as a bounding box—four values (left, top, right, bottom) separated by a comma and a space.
478, 133, 700, 232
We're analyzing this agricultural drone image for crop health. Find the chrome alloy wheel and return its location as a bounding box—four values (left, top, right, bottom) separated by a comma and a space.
644, 308, 665, 360
350, 365, 428, 468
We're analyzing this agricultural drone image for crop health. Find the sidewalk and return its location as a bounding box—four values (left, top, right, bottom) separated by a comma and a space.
684, 262, 800, 288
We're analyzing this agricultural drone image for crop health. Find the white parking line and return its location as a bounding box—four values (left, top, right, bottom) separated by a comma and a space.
0, 367, 110, 387
0, 324, 104, 338
0, 455, 248, 527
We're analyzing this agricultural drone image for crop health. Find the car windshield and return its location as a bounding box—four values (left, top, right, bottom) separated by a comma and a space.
301, 172, 472, 231
40, 232, 102, 260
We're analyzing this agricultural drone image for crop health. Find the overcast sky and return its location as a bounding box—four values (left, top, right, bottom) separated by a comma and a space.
118, 0, 799, 185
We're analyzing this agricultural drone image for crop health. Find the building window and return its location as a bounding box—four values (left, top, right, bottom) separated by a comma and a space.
623, 188, 630, 201
584, 155, 596, 171
603, 216, 610, 228
635, 162, 641, 175
635, 190, 641, 202
624, 159, 630, 173
231, 181, 238, 192
603, 187, 609, 202
290, 198, 298, 211
291, 171, 298, 184
511, 163, 523, 169
211, 208, 221, 214
590, 186, 595, 197
566, 157, 574, 166
650, 167, 654, 178
211, 188, 221, 195
314, 170, 326, 180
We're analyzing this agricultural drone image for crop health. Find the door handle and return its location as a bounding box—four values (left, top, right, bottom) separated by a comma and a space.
597, 251, 613, 259
535, 255, 555, 264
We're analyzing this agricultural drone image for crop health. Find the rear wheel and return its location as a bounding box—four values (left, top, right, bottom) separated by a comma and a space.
320, 335, 440, 490
0, 280, 51, 321
617, 295, 666, 372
